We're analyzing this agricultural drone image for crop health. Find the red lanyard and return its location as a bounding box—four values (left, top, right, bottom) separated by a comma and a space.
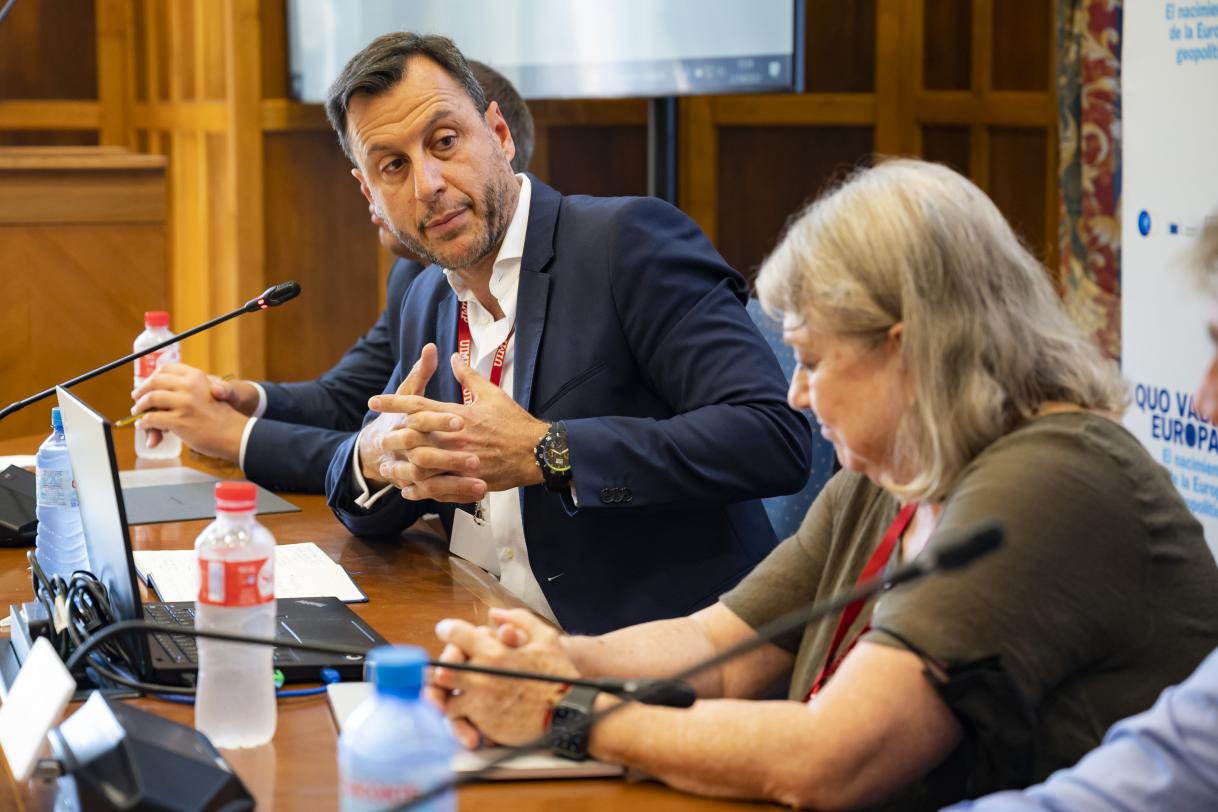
804, 502, 918, 701
456, 300, 513, 405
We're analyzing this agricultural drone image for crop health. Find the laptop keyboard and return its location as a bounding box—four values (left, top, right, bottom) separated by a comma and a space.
145, 603, 294, 665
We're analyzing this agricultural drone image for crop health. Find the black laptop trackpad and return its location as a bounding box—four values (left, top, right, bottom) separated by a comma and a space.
272, 597, 387, 666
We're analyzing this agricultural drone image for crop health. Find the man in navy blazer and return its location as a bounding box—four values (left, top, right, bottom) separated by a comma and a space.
130, 62, 534, 494
323, 33, 812, 635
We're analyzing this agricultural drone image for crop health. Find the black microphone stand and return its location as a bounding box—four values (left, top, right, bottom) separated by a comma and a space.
63, 620, 694, 707
0, 281, 301, 422
390, 519, 1004, 811
60, 522, 1000, 811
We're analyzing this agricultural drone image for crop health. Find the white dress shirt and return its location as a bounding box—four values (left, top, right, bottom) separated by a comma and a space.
350, 175, 558, 623
236, 383, 269, 472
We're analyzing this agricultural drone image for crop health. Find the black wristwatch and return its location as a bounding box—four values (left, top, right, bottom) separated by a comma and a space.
534, 421, 573, 492
549, 684, 600, 761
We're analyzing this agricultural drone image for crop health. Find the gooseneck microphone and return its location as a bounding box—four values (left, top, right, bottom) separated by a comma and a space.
60, 517, 1002, 811
391, 518, 1005, 811
63, 619, 696, 707
0, 281, 302, 421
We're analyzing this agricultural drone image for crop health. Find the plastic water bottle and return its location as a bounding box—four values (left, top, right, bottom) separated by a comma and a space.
339, 646, 456, 812
194, 481, 276, 748
34, 407, 91, 582
133, 310, 182, 460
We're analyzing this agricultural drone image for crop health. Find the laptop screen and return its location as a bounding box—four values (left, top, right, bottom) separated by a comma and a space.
55, 387, 148, 640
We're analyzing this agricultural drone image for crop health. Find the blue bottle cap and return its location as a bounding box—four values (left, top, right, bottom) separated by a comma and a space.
50, 407, 63, 431
366, 645, 428, 700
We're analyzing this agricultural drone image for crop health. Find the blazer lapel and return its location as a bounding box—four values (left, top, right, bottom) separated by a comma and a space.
433, 289, 462, 405
513, 177, 560, 411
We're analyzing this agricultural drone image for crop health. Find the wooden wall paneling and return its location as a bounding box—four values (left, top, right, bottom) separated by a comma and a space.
133, 0, 151, 104
1042, 0, 1059, 280
0, 0, 98, 100
875, 0, 919, 156
991, 0, 1051, 91
0, 130, 98, 146
715, 126, 874, 281
987, 126, 1049, 259
0, 224, 168, 441
679, 97, 718, 242
169, 127, 207, 367
0, 102, 101, 131
923, 0, 971, 90
261, 132, 381, 382
95, 0, 134, 147
203, 0, 229, 100
260, 0, 289, 99
224, 0, 268, 379
528, 99, 648, 190
152, 0, 170, 103
806, 0, 876, 92
168, 0, 194, 102
547, 126, 647, 198
711, 95, 875, 125
968, 0, 994, 191
921, 125, 971, 176
0, 151, 167, 441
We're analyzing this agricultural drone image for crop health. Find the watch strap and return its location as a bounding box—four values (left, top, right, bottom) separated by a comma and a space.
548, 683, 599, 761
534, 421, 573, 492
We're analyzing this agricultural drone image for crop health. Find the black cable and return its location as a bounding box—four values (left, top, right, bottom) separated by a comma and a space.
0, 0, 17, 26
66, 621, 693, 704
388, 519, 1005, 811
65, 620, 371, 674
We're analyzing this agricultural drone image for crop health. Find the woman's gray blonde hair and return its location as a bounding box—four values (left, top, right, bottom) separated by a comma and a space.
756, 158, 1126, 502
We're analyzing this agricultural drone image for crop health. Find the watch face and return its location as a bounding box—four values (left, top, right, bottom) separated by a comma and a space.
545, 443, 571, 472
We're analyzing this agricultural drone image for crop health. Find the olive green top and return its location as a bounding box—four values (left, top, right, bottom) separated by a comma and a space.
723, 412, 1218, 808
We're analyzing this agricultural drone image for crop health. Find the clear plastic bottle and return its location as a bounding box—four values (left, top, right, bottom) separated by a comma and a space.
133, 310, 182, 460
194, 480, 276, 748
34, 407, 91, 582
339, 646, 456, 812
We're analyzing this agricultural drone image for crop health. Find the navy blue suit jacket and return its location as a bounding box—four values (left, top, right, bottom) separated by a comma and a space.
326, 179, 812, 634
243, 259, 425, 493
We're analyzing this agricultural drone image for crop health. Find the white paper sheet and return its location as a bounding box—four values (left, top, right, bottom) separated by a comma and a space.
132, 542, 365, 603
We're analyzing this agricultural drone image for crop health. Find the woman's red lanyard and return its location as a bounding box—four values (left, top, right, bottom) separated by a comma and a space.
804, 502, 918, 701
457, 301, 512, 405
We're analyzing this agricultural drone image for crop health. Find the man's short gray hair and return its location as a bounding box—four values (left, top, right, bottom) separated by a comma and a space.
756, 158, 1126, 502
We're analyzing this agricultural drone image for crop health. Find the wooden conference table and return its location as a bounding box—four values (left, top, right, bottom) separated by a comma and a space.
0, 434, 772, 811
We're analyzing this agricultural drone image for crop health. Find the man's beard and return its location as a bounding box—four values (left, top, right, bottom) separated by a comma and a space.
387, 171, 515, 271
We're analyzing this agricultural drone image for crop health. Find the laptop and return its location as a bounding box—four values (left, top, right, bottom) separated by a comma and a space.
55, 386, 387, 687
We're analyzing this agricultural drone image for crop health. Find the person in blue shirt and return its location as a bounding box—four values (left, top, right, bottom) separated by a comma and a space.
947, 217, 1218, 811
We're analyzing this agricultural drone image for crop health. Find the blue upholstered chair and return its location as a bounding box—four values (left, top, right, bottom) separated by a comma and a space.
746, 298, 838, 540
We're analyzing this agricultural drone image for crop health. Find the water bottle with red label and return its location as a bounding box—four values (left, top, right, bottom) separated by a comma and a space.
133, 310, 182, 460
194, 480, 277, 748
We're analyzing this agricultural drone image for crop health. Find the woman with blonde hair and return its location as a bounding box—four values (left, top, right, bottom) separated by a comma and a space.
424, 160, 1218, 810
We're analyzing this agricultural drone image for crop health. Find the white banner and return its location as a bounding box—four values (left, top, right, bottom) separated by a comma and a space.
1122, 1, 1218, 556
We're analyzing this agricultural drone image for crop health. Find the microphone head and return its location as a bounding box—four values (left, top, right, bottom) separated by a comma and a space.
933, 520, 1004, 571
245, 281, 301, 312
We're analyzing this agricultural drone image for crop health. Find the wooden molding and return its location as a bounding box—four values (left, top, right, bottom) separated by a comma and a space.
260, 99, 329, 131
0, 101, 102, 130
915, 91, 1055, 126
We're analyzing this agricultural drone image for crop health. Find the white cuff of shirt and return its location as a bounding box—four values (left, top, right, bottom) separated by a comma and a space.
237, 416, 258, 472
352, 425, 395, 509
250, 382, 268, 418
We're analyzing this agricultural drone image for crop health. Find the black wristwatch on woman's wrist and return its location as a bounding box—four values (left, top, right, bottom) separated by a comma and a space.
549, 684, 599, 760
534, 421, 573, 491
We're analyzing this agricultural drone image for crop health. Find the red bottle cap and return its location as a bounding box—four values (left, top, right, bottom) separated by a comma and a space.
215, 481, 256, 512
144, 311, 170, 328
